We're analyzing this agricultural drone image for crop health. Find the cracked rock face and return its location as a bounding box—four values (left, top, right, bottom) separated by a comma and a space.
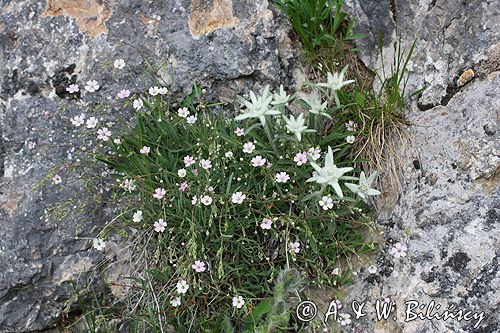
0, 1, 298, 332
341, 1, 499, 333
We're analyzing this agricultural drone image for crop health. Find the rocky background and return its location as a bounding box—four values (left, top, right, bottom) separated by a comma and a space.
0, 0, 498, 332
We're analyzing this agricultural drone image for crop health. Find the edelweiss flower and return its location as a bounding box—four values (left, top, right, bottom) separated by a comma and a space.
306, 146, 354, 198
271, 85, 291, 107
84, 80, 99, 92
315, 66, 355, 92
235, 85, 280, 126
284, 113, 314, 142
154, 219, 167, 233
176, 280, 189, 294
306, 90, 330, 118
192, 260, 206, 272
232, 296, 245, 309
231, 192, 246, 204
345, 171, 381, 202
132, 210, 143, 223
92, 238, 105, 251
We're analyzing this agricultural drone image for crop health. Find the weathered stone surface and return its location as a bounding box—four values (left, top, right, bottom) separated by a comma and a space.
0, 1, 298, 332
339, 1, 499, 332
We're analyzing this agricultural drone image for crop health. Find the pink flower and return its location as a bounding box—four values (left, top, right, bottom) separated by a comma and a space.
200, 159, 212, 170
251, 155, 266, 167
153, 188, 166, 199
117, 89, 131, 99
289, 241, 300, 253
275, 172, 290, 183
294, 152, 308, 166
66, 84, 79, 94
235, 128, 245, 136
154, 219, 167, 233
97, 128, 112, 141
260, 218, 272, 230
191, 260, 206, 272
140, 146, 150, 154
179, 182, 189, 192
345, 120, 358, 132
389, 243, 407, 259
183, 155, 196, 167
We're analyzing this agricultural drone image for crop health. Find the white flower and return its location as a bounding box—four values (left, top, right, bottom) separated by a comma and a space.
114, 59, 125, 69
158, 87, 168, 95
308, 147, 321, 161
275, 172, 290, 183
346, 135, 355, 144
84, 80, 99, 92
293, 152, 308, 166
318, 195, 334, 210
200, 159, 212, 170
235, 85, 281, 126
306, 146, 354, 198
368, 265, 377, 274
176, 280, 189, 294
133, 98, 143, 110
178, 168, 187, 177
97, 127, 112, 141
231, 192, 246, 204
183, 155, 196, 167
200, 195, 213, 206
225, 151, 234, 159
260, 218, 272, 230
251, 155, 266, 167
316, 66, 355, 92
154, 219, 167, 233
92, 238, 106, 251
149, 86, 160, 96
242, 142, 255, 154
52, 174, 62, 184
66, 84, 79, 94
389, 243, 407, 259
284, 113, 314, 142
70, 113, 86, 127
133, 210, 143, 223
170, 297, 181, 307
86, 116, 98, 129
120, 179, 136, 192
289, 241, 300, 253
235, 128, 245, 136
306, 90, 330, 118
113, 138, 122, 144
332, 268, 340, 275
117, 89, 131, 99
140, 146, 150, 154
192, 260, 206, 272
271, 84, 291, 107
153, 188, 166, 199
338, 313, 352, 326
178, 107, 190, 118
191, 196, 198, 205
232, 296, 245, 309
345, 171, 381, 202
187, 115, 197, 124
48, 89, 57, 99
